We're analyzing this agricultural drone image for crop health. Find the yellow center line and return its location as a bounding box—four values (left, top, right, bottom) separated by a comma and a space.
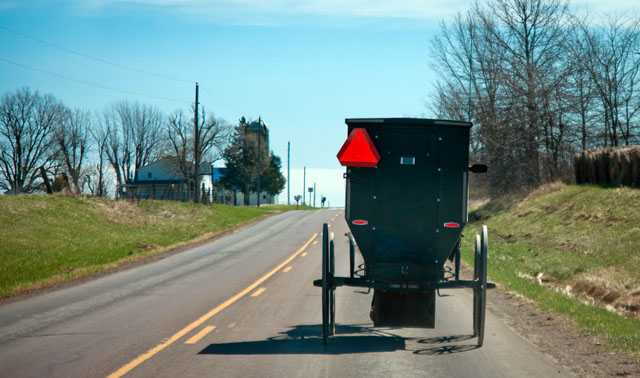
301, 252, 308, 257
107, 232, 317, 378
312, 241, 318, 245
184, 326, 216, 345
328, 224, 332, 228
251, 288, 267, 297
283, 266, 293, 273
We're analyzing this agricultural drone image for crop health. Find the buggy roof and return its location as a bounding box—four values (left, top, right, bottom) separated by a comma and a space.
345, 118, 472, 128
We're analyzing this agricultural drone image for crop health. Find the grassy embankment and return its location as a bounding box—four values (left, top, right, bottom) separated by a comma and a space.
463, 183, 640, 354
0, 195, 313, 299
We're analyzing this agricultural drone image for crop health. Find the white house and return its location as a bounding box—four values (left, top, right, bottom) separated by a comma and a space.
121, 158, 276, 205
121, 158, 213, 202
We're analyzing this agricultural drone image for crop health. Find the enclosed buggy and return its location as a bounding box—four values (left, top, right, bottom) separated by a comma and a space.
314, 118, 493, 346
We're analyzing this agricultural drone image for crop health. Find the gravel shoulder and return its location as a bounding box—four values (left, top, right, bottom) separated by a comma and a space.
482, 270, 640, 377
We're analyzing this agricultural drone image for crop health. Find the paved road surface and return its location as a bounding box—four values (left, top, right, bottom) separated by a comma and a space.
0, 209, 572, 377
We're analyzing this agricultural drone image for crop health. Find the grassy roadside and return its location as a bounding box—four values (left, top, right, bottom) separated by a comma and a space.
0, 195, 314, 299
462, 183, 640, 354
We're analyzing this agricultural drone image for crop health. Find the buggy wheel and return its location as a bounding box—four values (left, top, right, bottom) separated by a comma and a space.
321, 223, 330, 344
477, 225, 488, 347
473, 234, 481, 337
349, 235, 355, 279
454, 240, 461, 281
329, 234, 336, 336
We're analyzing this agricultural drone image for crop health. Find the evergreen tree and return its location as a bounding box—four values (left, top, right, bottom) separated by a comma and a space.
262, 154, 285, 196
219, 117, 285, 204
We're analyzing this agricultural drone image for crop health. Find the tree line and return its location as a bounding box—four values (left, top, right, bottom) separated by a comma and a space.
0, 86, 285, 202
430, 0, 640, 196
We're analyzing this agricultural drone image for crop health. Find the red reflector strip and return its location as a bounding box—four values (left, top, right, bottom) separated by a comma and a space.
352, 220, 368, 226
444, 222, 460, 228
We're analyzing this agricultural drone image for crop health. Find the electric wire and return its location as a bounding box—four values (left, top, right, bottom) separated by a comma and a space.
200, 85, 244, 118
0, 58, 190, 104
0, 25, 194, 84
0, 27, 250, 117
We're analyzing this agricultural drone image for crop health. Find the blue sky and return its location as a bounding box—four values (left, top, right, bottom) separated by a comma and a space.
0, 0, 635, 206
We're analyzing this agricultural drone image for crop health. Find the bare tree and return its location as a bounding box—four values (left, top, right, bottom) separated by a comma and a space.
166, 110, 191, 182
431, 9, 530, 195
53, 108, 90, 194
0, 87, 65, 193
483, 0, 570, 185
573, 15, 640, 147
565, 48, 600, 151
87, 118, 110, 197
429, 0, 592, 195
99, 101, 164, 193
165, 106, 230, 200
130, 102, 163, 180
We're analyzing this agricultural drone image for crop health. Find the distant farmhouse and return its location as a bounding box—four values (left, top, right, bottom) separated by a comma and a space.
121, 117, 276, 206
120, 157, 215, 203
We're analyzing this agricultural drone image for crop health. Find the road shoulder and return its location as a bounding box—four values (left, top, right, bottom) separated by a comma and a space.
486, 276, 640, 377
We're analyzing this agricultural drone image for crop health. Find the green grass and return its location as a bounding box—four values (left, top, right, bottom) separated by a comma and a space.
463, 183, 640, 354
0, 195, 313, 298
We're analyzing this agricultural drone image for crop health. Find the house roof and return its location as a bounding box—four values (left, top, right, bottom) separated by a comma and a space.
140, 158, 213, 174
123, 180, 185, 186
130, 158, 214, 185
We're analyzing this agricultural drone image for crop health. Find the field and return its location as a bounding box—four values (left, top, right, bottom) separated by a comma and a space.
463, 183, 640, 354
0, 194, 311, 299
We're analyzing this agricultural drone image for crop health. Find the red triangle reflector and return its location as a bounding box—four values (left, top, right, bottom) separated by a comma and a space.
336, 128, 380, 167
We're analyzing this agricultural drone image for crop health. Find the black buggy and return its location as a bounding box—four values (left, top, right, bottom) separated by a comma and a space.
314, 118, 493, 346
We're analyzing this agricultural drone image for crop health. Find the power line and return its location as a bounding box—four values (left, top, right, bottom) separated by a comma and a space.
0, 25, 194, 84
0, 26, 247, 118
0, 58, 190, 104
200, 85, 244, 118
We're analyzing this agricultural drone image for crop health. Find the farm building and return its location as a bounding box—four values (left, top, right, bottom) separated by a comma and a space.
121, 158, 275, 205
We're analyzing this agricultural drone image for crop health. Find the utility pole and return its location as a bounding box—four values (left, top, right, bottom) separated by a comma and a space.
313, 182, 316, 208
194, 82, 200, 203
303, 166, 306, 205
287, 141, 290, 206
257, 117, 261, 207
468, 13, 473, 123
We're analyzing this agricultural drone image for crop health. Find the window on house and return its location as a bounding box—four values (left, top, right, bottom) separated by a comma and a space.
148, 172, 152, 178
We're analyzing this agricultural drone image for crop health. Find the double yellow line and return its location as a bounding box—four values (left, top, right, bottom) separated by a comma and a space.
108, 233, 318, 378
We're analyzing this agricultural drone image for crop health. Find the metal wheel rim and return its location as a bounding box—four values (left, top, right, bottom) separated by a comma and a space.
330, 289, 335, 335
473, 234, 481, 337
349, 236, 355, 279
329, 235, 336, 336
321, 224, 329, 344
478, 225, 488, 347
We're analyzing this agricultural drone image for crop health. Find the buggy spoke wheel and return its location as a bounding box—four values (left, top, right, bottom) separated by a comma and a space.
329, 235, 336, 336
349, 235, 355, 279
473, 234, 481, 337
329, 289, 335, 336
321, 224, 330, 344
477, 225, 488, 347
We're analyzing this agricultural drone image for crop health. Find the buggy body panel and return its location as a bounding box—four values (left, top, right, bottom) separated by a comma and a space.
344, 118, 472, 283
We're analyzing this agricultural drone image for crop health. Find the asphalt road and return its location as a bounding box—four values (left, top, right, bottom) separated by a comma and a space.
0, 209, 573, 378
